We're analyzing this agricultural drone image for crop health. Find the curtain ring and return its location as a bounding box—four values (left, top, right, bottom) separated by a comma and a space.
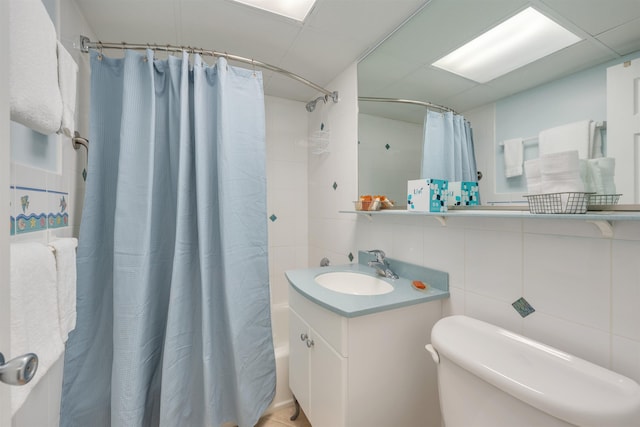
97, 41, 103, 60
251, 58, 256, 77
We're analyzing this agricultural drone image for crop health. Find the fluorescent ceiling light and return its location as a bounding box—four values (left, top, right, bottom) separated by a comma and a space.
432, 7, 581, 83
230, 0, 317, 22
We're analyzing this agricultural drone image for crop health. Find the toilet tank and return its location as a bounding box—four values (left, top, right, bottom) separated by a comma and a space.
430, 316, 640, 427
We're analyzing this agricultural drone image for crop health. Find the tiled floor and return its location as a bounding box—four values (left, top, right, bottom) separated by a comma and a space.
255, 404, 312, 427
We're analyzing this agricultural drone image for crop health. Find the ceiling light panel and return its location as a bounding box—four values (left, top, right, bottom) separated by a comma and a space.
230, 0, 317, 22
432, 7, 582, 83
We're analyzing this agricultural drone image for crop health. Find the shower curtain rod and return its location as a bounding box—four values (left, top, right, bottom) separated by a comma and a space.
358, 97, 456, 114
79, 36, 339, 108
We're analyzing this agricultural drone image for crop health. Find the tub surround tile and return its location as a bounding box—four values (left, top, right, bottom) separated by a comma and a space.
465, 228, 523, 301
523, 312, 611, 368
523, 218, 603, 238
612, 239, 640, 340
612, 335, 640, 384
390, 223, 423, 266
465, 291, 524, 333
524, 233, 610, 331
423, 226, 465, 288
612, 221, 640, 241
442, 286, 465, 317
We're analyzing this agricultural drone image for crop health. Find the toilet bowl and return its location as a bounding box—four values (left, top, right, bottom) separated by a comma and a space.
426, 315, 640, 427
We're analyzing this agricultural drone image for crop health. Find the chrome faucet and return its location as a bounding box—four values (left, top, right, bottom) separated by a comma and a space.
367, 249, 399, 279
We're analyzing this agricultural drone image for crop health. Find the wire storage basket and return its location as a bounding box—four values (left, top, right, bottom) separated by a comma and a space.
524, 192, 591, 214
587, 194, 622, 207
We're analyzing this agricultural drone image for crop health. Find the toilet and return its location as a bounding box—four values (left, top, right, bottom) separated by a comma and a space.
426, 315, 640, 427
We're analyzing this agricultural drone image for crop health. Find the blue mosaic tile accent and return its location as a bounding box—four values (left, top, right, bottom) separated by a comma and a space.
385, 143, 390, 150
269, 214, 277, 222
348, 252, 354, 262
512, 297, 535, 318
15, 213, 48, 233
47, 213, 69, 229
11, 185, 70, 235
332, 182, 338, 190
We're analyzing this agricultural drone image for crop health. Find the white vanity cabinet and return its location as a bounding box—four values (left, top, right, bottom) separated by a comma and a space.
289, 286, 443, 427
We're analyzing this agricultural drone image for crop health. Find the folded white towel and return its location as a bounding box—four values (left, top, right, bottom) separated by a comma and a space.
57, 41, 78, 138
10, 242, 65, 415
540, 150, 584, 194
540, 150, 581, 174
580, 160, 596, 193
9, 0, 63, 135
49, 238, 78, 343
589, 157, 616, 194
503, 138, 523, 178
524, 159, 543, 194
539, 120, 591, 159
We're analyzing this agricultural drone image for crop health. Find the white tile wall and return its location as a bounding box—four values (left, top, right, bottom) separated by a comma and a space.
265, 95, 310, 307
264, 95, 310, 412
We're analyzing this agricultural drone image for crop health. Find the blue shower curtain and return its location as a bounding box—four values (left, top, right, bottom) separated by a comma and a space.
60, 50, 276, 427
420, 110, 478, 182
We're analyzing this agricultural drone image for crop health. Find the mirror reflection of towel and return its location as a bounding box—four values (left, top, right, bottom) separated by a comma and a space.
538, 120, 590, 159
503, 138, 523, 178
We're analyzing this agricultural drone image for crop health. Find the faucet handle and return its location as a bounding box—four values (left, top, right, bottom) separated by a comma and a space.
367, 249, 386, 262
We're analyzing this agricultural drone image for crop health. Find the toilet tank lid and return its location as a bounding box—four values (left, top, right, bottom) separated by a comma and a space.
431, 315, 640, 427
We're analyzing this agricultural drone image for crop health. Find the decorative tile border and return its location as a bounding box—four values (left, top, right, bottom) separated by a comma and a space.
10, 185, 70, 235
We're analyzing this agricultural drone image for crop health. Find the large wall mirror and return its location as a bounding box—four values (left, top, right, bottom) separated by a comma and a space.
357, 0, 640, 207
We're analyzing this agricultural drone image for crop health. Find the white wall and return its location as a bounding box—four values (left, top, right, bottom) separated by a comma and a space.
310, 61, 640, 391
266, 96, 310, 308
308, 63, 360, 267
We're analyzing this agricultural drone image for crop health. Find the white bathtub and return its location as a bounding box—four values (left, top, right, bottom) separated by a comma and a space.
267, 303, 293, 412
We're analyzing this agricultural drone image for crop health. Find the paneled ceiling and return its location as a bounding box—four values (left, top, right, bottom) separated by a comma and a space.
74, 0, 640, 113
72, 0, 427, 102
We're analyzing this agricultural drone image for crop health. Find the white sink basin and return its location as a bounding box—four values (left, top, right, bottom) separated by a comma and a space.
315, 271, 394, 296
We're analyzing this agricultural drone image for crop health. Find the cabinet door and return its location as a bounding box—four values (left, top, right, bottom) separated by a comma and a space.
289, 308, 310, 412
309, 332, 347, 427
